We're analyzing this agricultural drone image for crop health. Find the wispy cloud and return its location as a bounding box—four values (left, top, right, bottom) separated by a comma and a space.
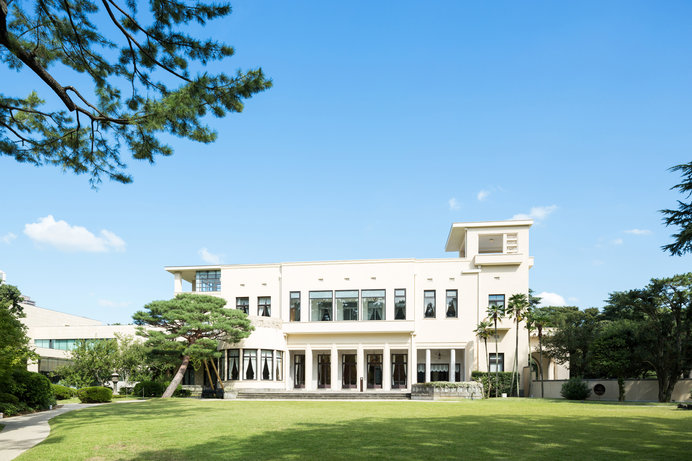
98, 299, 130, 308
624, 229, 652, 235
477, 190, 490, 201
24, 215, 125, 252
537, 291, 567, 307
1, 232, 16, 244
448, 198, 460, 211
512, 205, 558, 221
611, 238, 623, 245
199, 247, 222, 264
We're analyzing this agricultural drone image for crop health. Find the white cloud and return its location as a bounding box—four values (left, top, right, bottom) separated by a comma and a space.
624, 229, 652, 235
199, 247, 222, 264
1, 232, 16, 244
611, 238, 623, 245
537, 291, 567, 307
23, 215, 126, 252
477, 190, 490, 201
448, 198, 460, 211
512, 205, 557, 221
98, 299, 130, 308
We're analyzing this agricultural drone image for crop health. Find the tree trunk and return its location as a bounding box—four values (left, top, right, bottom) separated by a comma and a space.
538, 328, 544, 398
512, 320, 519, 396
657, 371, 677, 403
163, 355, 191, 398
527, 328, 532, 398
484, 337, 490, 399
494, 318, 499, 398
617, 377, 625, 402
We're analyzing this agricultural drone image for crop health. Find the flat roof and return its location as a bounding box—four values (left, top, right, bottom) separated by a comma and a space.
444, 220, 533, 252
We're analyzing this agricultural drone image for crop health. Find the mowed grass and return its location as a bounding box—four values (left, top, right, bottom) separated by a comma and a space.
18, 398, 692, 461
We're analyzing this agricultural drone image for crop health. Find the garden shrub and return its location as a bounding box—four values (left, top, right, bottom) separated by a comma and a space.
173, 386, 191, 398
0, 401, 31, 416
132, 380, 167, 397
0, 392, 19, 404
51, 384, 76, 400
561, 377, 592, 400
117, 386, 133, 396
77, 386, 113, 403
471, 371, 518, 397
10, 370, 55, 409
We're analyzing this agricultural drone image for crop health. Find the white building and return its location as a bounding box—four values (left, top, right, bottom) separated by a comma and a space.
166, 220, 538, 394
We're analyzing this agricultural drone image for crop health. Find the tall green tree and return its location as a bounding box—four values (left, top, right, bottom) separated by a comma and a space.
525, 290, 541, 397
0, 0, 271, 185
603, 274, 692, 402
661, 162, 692, 256
0, 280, 35, 390
57, 338, 119, 387
474, 319, 493, 398
133, 293, 253, 398
540, 306, 600, 378
486, 301, 505, 398
530, 308, 550, 398
506, 293, 529, 396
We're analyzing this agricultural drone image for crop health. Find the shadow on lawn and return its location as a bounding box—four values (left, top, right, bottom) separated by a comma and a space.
120, 409, 691, 461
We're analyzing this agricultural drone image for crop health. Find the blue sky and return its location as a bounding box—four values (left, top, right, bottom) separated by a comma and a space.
1, 0, 690, 323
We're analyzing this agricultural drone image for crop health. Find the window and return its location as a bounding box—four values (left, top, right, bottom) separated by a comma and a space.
446, 290, 458, 318
261, 350, 273, 380
367, 354, 383, 388
362, 289, 385, 320
228, 349, 240, 380
394, 289, 406, 320
392, 354, 407, 388
336, 290, 359, 320
236, 297, 249, 314
417, 364, 425, 383
258, 296, 271, 317
275, 351, 283, 381
196, 270, 220, 292
430, 363, 449, 382
182, 363, 195, 385
243, 349, 257, 380
478, 234, 503, 254
424, 290, 436, 318
342, 354, 357, 388
489, 353, 504, 372
489, 294, 505, 310
290, 292, 301, 322
294, 354, 305, 388
310, 291, 333, 321
318, 354, 331, 388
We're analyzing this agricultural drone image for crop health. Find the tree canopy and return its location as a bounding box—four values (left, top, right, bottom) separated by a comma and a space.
0, 280, 36, 391
56, 338, 119, 388
0, 0, 271, 185
661, 162, 692, 256
132, 293, 253, 398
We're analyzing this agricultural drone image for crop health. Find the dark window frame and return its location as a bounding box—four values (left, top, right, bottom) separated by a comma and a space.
290, 292, 301, 322
424, 290, 436, 318
394, 288, 406, 320
236, 297, 249, 315
362, 289, 386, 321
446, 289, 458, 318
258, 296, 271, 317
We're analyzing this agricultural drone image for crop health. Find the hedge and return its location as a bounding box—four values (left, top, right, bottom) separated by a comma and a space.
77, 386, 113, 403
471, 371, 519, 397
51, 384, 77, 400
9, 370, 55, 410
132, 381, 191, 398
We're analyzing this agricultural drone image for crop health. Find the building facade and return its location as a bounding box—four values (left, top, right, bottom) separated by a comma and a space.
167, 220, 535, 393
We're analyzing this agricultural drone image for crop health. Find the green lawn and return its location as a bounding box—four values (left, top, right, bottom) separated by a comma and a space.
18, 399, 692, 460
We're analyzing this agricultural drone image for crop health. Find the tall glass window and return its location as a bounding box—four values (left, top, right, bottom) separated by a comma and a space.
275, 351, 283, 381
392, 353, 407, 388
362, 289, 385, 320
424, 290, 436, 318
227, 349, 240, 380
318, 354, 331, 388
258, 297, 271, 317
446, 290, 458, 318
336, 290, 359, 321
489, 353, 504, 372
489, 294, 505, 310
394, 289, 406, 320
243, 349, 257, 380
236, 297, 249, 314
290, 292, 301, 321
310, 291, 333, 321
261, 350, 273, 380
196, 270, 220, 292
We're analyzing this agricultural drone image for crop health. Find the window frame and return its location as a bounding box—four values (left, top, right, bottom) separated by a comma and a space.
258, 296, 271, 317
446, 289, 458, 318
309, 291, 334, 322
489, 352, 505, 372
196, 270, 221, 292
424, 290, 436, 318
362, 289, 385, 321
335, 290, 359, 321
289, 292, 301, 322
236, 297, 249, 315
394, 288, 406, 320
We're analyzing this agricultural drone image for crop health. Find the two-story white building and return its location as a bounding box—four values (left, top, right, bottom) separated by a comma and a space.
166, 220, 535, 394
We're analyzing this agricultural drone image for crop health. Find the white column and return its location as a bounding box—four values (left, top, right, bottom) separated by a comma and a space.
425, 349, 431, 383
305, 347, 313, 390
174, 272, 183, 293
357, 344, 364, 391
331, 345, 339, 390
450, 349, 456, 383
409, 334, 416, 389
383, 343, 391, 391
285, 351, 291, 390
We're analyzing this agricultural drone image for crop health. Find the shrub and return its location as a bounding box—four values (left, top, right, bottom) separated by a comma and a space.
561, 377, 592, 400
173, 386, 191, 398
52, 384, 77, 400
0, 401, 31, 416
471, 371, 519, 397
117, 386, 133, 396
10, 370, 55, 410
77, 386, 113, 403
132, 380, 167, 397
0, 392, 19, 404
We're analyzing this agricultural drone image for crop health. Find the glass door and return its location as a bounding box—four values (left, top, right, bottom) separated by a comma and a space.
294, 354, 305, 388
392, 354, 407, 388
342, 354, 357, 388
317, 354, 331, 388
367, 354, 383, 389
